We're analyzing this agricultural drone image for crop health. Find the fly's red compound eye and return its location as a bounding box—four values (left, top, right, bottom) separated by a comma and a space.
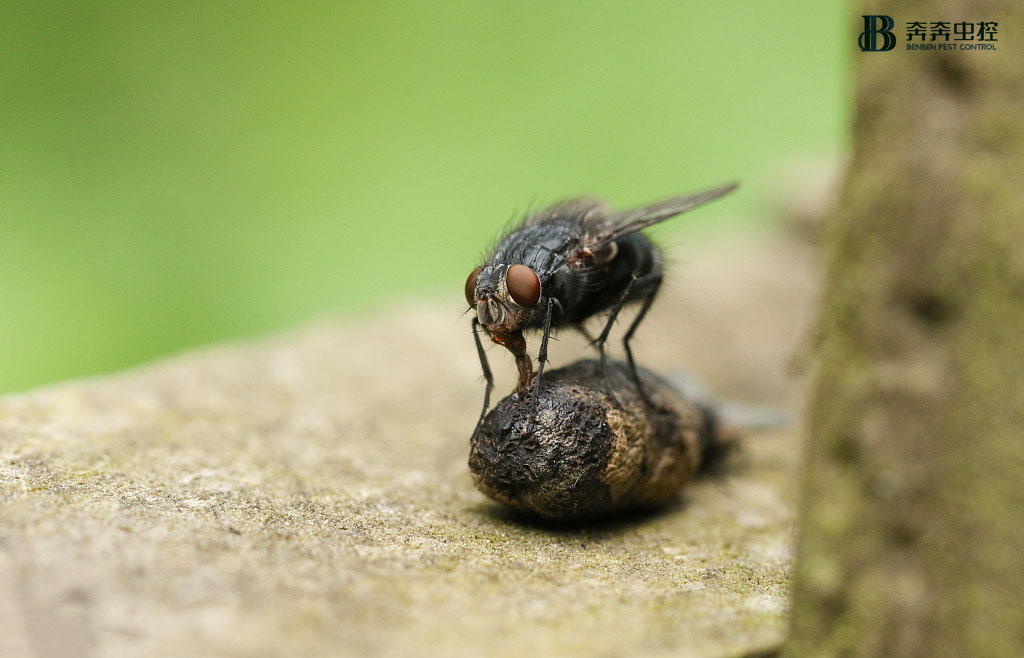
507, 264, 540, 307
465, 267, 482, 307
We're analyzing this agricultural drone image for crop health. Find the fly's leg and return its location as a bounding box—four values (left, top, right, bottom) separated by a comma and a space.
533, 299, 557, 396
472, 318, 494, 431
525, 299, 556, 432
531, 299, 558, 398
622, 272, 663, 408
577, 325, 597, 345
594, 271, 639, 379
587, 272, 642, 408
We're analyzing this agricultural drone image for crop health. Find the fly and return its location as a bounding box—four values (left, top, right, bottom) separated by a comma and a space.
465, 182, 738, 426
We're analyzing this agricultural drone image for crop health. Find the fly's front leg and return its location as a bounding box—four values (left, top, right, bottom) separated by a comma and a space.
532, 298, 557, 399
622, 272, 663, 407
523, 299, 556, 433
472, 318, 494, 430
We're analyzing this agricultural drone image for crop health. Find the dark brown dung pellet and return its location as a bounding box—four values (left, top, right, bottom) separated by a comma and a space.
469, 359, 723, 521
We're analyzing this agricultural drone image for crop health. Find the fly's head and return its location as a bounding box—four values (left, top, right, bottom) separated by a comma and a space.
465, 263, 543, 339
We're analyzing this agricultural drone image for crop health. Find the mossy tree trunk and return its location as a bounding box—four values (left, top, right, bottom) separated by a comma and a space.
783, 1, 1024, 657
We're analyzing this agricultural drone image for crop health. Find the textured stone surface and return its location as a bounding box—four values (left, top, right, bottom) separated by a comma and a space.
0, 231, 817, 658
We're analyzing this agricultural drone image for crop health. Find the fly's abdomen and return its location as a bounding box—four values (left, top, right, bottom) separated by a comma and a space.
568, 232, 660, 321
610, 232, 660, 281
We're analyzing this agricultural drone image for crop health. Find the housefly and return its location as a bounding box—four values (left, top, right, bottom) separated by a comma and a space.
465, 182, 738, 426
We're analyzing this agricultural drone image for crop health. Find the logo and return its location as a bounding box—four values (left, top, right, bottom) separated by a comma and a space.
859, 15, 897, 51
858, 16, 1000, 52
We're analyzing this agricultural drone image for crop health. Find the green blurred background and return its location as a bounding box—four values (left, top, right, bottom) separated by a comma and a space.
1, 2, 847, 394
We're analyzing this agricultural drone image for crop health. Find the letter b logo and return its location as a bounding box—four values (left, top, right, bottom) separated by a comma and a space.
859, 15, 896, 51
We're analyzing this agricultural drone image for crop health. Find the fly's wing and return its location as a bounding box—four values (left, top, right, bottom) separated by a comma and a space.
582, 182, 738, 250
